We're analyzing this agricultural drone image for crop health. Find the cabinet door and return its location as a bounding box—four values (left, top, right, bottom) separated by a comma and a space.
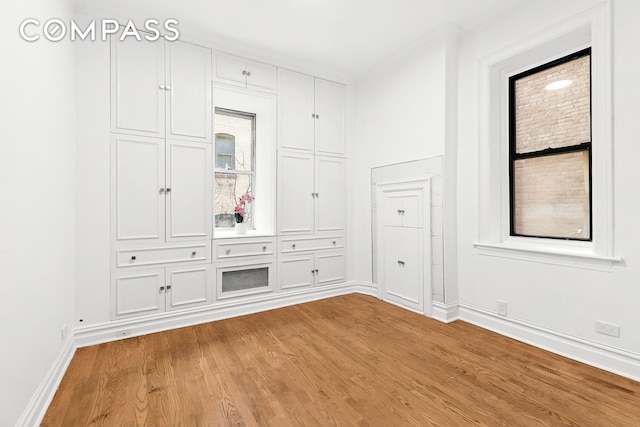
315, 79, 346, 156
166, 265, 211, 311
246, 60, 277, 92
112, 135, 165, 243
166, 140, 212, 241
400, 190, 422, 228
214, 52, 247, 86
278, 152, 315, 234
111, 36, 165, 137
166, 41, 212, 142
382, 192, 405, 227
278, 69, 315, 152
279, 255, 314, 291
112, 269, 165, 319
315, 156, 346, 233
383, 227, 423, 312
316, 252, 345, 286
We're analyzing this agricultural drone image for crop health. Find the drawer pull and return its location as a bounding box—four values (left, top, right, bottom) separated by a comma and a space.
226, 249, 231, 255
332, 241, 336, 245
397, 260, 405, 266
262, 246, 267, 251
191, 251, 196, 257
292, 244, 296, 249
131, 256, 136, 261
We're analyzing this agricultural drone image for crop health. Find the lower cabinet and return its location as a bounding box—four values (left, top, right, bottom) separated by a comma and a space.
278, 235, 345, 291
112, 264, 212, 319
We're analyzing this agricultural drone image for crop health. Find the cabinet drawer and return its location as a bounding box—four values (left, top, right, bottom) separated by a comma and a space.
279, 236, 344, 253
215, 239, 275, 260
116, 243, 211, 268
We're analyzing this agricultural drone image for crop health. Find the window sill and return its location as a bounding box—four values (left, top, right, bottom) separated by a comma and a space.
472, 240, 623, 271
214, 229, 275, 240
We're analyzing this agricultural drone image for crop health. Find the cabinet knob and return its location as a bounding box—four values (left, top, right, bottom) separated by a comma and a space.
226, 249, 231, 255
315, 193, 319, 198
160, 286, 165, 291
316, 114, 319, 119
262, 246, 267, 251
397, 260, 405, 266
332, 241, 336, 245
165, 85, 171, 90
166, 285, 172, 290
159, 188, 165, 194
165, 188, 171, 193
131, 256, 136, 261
315, 269, 319, 273
191, 251, 196, 257
311, 113, 315, 119
242, 70, 247, 75
292, 244, 296, 249
159, 84, 166, 90
246, 71, 251, 77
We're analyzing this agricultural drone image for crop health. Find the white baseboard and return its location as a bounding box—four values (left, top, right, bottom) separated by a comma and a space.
458, 303, 640, 382
16, 335, 76, 427
431, 301, 460, 323
75, 281, 365, 348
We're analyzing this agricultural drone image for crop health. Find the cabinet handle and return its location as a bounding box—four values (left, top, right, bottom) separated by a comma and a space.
166, 285, 172, 290
160, 286, 165, 291
311, 192, 315, 198
315, 192, 319, 198
397, 260, 405, 266
165, 188, 171, 193
159, 188, 165, 194
311, 113, 315, 119
159, 84, 166, 90
131, 256, 136, 261
165, 85, 171, 90
316, 114, 319, 119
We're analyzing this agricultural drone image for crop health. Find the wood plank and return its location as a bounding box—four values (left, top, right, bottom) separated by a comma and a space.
42, 295, 640, 426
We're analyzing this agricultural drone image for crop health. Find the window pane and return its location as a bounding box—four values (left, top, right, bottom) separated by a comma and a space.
515, 55, 590, 154
214, 111, 254, 172
214, 173, 253, 228
513, 151, 590, 239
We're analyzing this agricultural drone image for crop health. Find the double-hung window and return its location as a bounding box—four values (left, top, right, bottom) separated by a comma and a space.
214, 108, 256, 229
509, 48, 591, 241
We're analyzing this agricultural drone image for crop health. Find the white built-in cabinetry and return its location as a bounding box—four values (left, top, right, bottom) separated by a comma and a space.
214, 52, 278, 92
107, 29, 349, 323
111, 38, 212, 142
110, 36, 214, 320
377, 184, 431, 314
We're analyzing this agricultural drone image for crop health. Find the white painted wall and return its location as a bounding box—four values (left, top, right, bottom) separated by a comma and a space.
350, 35, 448, 283
457, 0, 640, 356
0, 0, 77, 425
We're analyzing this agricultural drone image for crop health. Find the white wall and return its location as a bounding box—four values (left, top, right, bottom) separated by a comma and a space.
457, 0, 640, 358
0, 0, 77, 425
350, 34, 449, 283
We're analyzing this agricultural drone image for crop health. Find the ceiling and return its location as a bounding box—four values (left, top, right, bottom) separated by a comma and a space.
76, 0, 526, 80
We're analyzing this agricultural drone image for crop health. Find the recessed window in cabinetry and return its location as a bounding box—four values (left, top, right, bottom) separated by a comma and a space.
214, 108, 256, 229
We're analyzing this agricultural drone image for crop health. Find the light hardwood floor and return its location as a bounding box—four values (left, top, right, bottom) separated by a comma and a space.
43, 294, 640, 426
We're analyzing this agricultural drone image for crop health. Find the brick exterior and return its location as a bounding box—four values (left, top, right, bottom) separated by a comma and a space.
513, 55, 591, 239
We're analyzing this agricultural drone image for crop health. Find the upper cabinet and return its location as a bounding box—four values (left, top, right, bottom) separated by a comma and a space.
111, 37, 212, 143
214, 52, 277, 93
278, 69, 346, 157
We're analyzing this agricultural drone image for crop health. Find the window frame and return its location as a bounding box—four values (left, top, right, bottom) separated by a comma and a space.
474, 3, 621, 270
508, 48, 593, 242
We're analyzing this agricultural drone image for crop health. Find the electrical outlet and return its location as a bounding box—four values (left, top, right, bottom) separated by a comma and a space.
595, 321, 620, 338
61, 324, 68, 342
497, 300, 507, 316
116, 329, 132, 338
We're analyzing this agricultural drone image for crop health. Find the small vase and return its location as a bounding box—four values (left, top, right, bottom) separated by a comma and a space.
235, 222, 248, 235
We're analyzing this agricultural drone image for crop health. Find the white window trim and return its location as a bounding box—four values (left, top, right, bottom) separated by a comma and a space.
474, 1, 622, 270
